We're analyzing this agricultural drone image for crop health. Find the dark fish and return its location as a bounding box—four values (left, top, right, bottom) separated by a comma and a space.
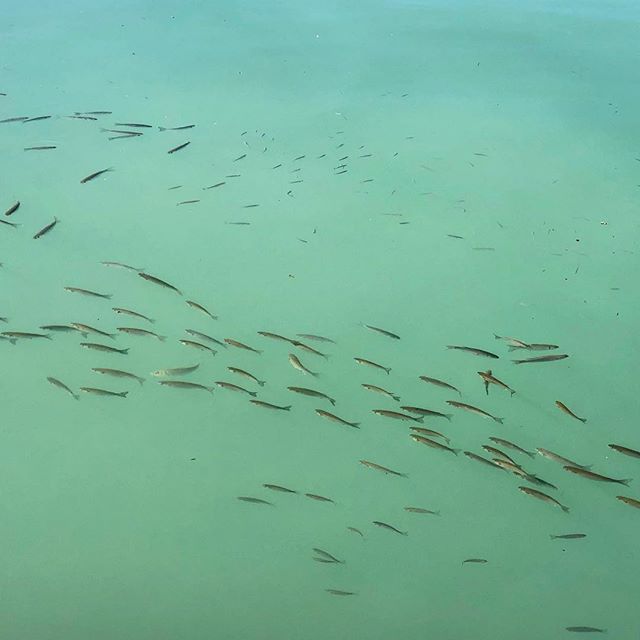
481, 445, 518, 465
419, 375, 461, 395
478, 370, 515, 396
372, 521, 407, 535
513, 343, 559, 351
462, 558, 488, 565
203, 182, 226, 190
1, 116, 30, 123
184, 330, 226, 349
354, 357, 391, 375
447, 345, 499, 359
64, 287, 111, 299
158, 124, 195, 131
312, 548, 343, 564
80, 342, 128, 354
186, 299, 217, 320
1, 219, 20, 229
288, 353, 317, 376
177, 200, 200, 205
114, 122, 152, 128
40, 324, 80, 334
113, 307, 154, 323
250, 400, 291, 411
362, 384, 400, 402
519, 486, 569, 512
100, 128, 143, 136
80, 387, 128, 398
179, 339, 217, 356
513, 354, 569, 364
227, 366, 264, 386
287, 386, 335, 405
46, 377, 79, 400
225, 338, 262, 354
494, 334, 530, 348
325, 589, 355, 596
33, 217, 58, 239
4, 201, 20, 216
347, 527, 364, 537
237, 496, 272, 505
410, 426, 451, 444
80, 168, 113, 184
359, 460, 407, 477
101, 261, 144, 271
373, 409, 423, 423
565, 627, 606, 633
315, 409, 359, 428
23, 115, 52, 122
362, 324, 400, 340
167, 141, 190, 154
292, 341, 328, 359
401, 406, 452, 421
608, 444, 640, 459
139, 272, 181, 295
555, 401, 587, 423
564, 466, 630, 486
616, 495, 640, 509
550, 534, 586, 540
263, 484, 297, 494
404, 507, 440, 515
446, 400, 503, 423
489, 437, 535, 458
214, 381, 257, 397
158, 380, 214, 393
464, 451, 503, 469
24, 146, 57, 151
305, 493, 334, 503
257, 331, 297, 344
411, 434, 460, 455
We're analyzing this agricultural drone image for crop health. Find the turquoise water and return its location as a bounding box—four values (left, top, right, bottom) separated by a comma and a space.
2, 1, 639, 638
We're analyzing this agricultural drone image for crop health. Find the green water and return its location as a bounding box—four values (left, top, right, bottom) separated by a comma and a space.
2, 1, 639, 638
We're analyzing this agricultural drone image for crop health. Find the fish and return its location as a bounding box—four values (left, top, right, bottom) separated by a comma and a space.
214, 381, 257, 396
0, 116, 30, 123
447, 345, 499, 358
64, 287, 111, 299
400, 406, 452, 421
616, 495, 640, 509
315, 409, 359, 429
23, 115, 52, 122
494, 334, 530, 349
101, 261, 144, 272
481, 445, 518, 465
564, 466, 630, 486
1, 219, 20, 229
411, 434, 460, 455
179, 339, 217, 356
608, 444, 640, 459
79, 111, 112, 115
359, 460, 407, 477
354, 357, 391, 375
464, 451, 504, 469
305, 493, 334, 503
537, 448, 591, 469
410, 426, 451, 444
33, 217, 58, 239
257, 331, 297, 344
92, 368, 144, 385
46, 377, 79, 400
446, 400, 503, 423
167, 141, 191, 154
565, 628, 606, 633
233, 153, 247, 161
71, 323, 114, 338
250, 400, 291, 411
325, 589, 355, 596
224, 338, 262, 354
139, 272, 181, 295
186, 300, 217, 320
4, 201, 20, 216
419, 375, 461, 395
118, 327, 165, 341
203, 182, 226, 190
112, 307, 154, 323
512, 343, 559, 351
526, 475, 558, 491
462, 558, 488, 565
296, 333, 336, 344
373, 409, 423, 423
263, 484, 297, 494
372, 521, 407, 535
158, 124, 195, 131
288, 353, 318, 376
24, 146, 57, 151
100, 128, 143, 136
292, 341, 328, 358
158, 381, 214, 393
489, 437, 535, 458
550, 534, 586, 540
361, 384, 400, 402
177, 200, 200, 205
362, 324, 400, 340
518, 486, 569, 512
287, 386, 335, 405
347, 527, 364, 537
80, 387, 128, 398
312, 548, 343, 564
513, 354, 569, 364
80, 342, 129, 354
555, 401, 587, 423
404, 507, 440, 515
2, 331, 51, 341
80, 168, 113, 183
228, 367, 265, 386
478, 370, 515, 396
40, 324, 81, 334
237, 496, 272, 505
152, 364, 199, 377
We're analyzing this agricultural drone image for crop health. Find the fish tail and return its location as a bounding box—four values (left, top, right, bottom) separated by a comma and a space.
619, 479, 632, 487
137, 378, 145, 386
329, 398, 336, 406
118, 391, 129, 398
494, 417, 504, 424
311, 371, 320, 378
257, 380, 266, 387
44, 334, 53, 340
158, 336, 167, 342
526, 451, 536, 459
549, 535, 556, 539
207, 387, 216, 394
561, 505, 570, 513
73, 393, 80, 401
433, 511, 441, 516
392, 394, 400, 401
384, 367, 391, 375
158, 126, 167, 131
444, 413, 453, 421
452, 448, 461, 455
579, 417, 587, 423
148, 318, 155, 324
105, 294, 113, 299
121, 348, 130, 354
249, 391, 257, 397
509, 390, 516, 396
512, 359, 523, 364
80, 332, 88, 338
350, 422, 361, 429
283, 405, 292, 411
493, 334, 501, 340
507, 346, 519, 351
415, 415, 425, 423
9, 338, 16, 345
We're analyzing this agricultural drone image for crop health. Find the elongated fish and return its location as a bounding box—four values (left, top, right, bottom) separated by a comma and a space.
139, 272, 181, 295
312, 548, 343, 564
447, 345, 499, 359
118, 327, 166, 341
419, 375, 461, 396
513, 354, 569, 364
401, 406, 452, 421
152, 364, 199, 377
462, 558, 488, 565
361, 384, 399, 401
4, 201, 20, 216
404, 507, 440, 515
80, 387, 128, 398
64, 287, 111, 299
410, 434, 460, 455
481, 445, 518, 465
92, 368, 144, 385
167, 141, 190, 154
179, 339, 216, 356
347, 526, 364, 537
494, 334, 529, 348
228, 367, 265, 386
293, 341, 328, 359
608, 444, 640, 459
2, 219, 20, 229
287, 386, 335, 405
563, 466, 630, 486
616, 495, 640, 509
185, 330, 226, 348
101, 261, 143, 272
354, 357, 391, 374
158, 380, 214, 393
214, 381, 256, 397
250, 400, 291, 411
113, 307, 154, 323
40, 324, 80, 334
410, 426, 451, 444
373, 409, 423, 423
519, 486, 569, 512
80, 342, 129, 354
372, 521, 407, 535
263, 484, 297, 494
446, 400, 503, 423
362, 324, 400, 340
489, 437, 535, 458
2, 331, 51, 341
237, 496, 272, 505
565, 627, 606, 633
225, 338, 262, 354
464, 451, 503, 469
315, 409, 359, 428
47, 376, 79, 400
297, 333, 335, 344
359, 460, 406, 477
478, 370, 515, 396
537, 448, 591, 469
325, 589, 355, 596
71, 323, 114, 338
555, 400, 586, 423
33, 217, 58, 239
80, 167, 113, 183
550, 534, 586, 540
257, 331, 297, 344
288, 353, 318, 376
305, 493, 334, 503
186, 299, 217, 320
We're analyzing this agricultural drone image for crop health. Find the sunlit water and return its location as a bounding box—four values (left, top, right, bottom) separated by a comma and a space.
1, 1, 639, 638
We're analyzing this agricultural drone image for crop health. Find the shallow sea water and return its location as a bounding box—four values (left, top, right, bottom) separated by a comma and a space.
1, 1, 639, 638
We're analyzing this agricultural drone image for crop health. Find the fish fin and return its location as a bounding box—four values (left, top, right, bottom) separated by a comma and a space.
208, 387, 216, 394
119, 391, 129, 398
392, 394, 400, 401
512, 359, 522, 364
258, 380, 266, 387
494, 417, 504, 424
249, 391, 257, 397
526, 451, 536, 459
384, 367, 391, 375
549, 535, 555, 540
508, 345, 519, 351
487, 370, 492, 376
561, 505, 570, 513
